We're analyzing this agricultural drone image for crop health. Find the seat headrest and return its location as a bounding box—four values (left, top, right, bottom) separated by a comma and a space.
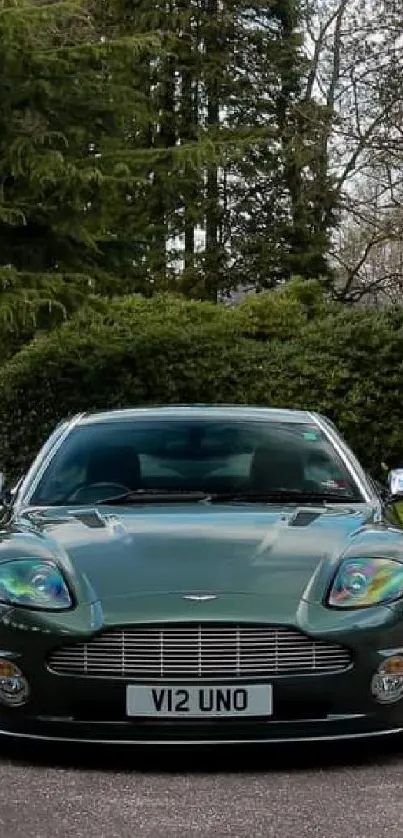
250, 444, 304, 491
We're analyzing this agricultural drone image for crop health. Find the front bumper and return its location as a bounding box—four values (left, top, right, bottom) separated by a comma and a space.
1, 714, 403, 745
3, 603, 403, 745
1, 668, 403, 744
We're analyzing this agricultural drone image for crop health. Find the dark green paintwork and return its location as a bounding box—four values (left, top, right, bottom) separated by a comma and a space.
0, 503, 395, 616
2, 407, 403, 743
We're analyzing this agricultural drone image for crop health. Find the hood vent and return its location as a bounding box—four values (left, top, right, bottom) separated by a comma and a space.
288, 509, 322, 528
70, 510, 107, 529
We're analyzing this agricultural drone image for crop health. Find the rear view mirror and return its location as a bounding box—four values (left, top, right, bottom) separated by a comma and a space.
388, 469, 403, 497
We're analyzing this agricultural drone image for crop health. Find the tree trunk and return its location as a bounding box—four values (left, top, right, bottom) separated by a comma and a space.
152, 4, 177, 278
204, 0, 220, 301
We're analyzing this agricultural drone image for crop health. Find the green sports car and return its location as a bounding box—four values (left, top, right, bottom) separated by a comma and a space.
1, 405, 403, 745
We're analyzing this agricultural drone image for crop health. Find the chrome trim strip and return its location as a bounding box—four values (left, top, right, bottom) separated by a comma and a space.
46, 670, 355, 682
16, 413, 85, 511
0, 726, 401, 745
308, 412, 372, 503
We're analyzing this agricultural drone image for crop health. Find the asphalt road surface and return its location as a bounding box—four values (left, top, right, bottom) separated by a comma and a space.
1, 737, 403, 838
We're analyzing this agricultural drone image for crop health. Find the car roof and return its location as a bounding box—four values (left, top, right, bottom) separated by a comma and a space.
76, 406, 319, 426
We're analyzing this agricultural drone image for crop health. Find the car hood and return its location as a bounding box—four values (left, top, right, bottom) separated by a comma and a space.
1, 502, 392, 619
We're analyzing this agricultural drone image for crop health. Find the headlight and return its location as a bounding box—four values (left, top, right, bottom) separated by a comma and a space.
0, 559, 72, 610
328, 557, 403, 608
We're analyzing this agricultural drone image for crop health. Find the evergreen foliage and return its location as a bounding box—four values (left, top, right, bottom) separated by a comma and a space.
0, 281, 399, 481
0, 0, 336, 328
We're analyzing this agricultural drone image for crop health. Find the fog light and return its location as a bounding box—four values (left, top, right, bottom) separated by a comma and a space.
371, 656, 403, 704
0, 660, 29, 707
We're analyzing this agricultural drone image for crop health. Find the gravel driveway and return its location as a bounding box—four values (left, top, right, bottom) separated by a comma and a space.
0, 738, 401, 837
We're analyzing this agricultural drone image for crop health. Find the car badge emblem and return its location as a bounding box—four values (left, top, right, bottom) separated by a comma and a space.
183, 595, 217, 601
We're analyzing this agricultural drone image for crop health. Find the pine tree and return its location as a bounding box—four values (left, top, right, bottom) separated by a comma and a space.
0, 0, 162, 343
204, 0, 336, 293
123, 0, 336, 299
0, 0, 336, 345
0, 0, 221, 338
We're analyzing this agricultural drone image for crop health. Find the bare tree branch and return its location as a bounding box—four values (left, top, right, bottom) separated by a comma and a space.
302, 0, 403, 302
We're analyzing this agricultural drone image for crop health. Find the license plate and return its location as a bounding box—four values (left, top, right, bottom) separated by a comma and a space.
126, 684, 272, 718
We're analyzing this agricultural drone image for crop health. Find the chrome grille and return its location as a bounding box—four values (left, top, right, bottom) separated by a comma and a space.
47, 625, 352, 679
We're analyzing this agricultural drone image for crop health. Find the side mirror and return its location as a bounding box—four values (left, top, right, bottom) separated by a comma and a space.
388, 469, 403, 497
0, 471, 4, 496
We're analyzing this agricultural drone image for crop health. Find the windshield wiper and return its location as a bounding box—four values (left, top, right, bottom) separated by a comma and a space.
96, 488, 359, 506
97, 489, 211, 505
207, 490, 359, 505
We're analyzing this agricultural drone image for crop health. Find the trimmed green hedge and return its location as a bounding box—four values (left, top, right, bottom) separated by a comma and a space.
1, 282, 403, 481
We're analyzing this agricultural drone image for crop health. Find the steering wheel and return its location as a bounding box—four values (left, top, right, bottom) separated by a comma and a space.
66, 482, 132, 503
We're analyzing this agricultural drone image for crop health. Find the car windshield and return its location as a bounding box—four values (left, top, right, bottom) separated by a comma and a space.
28, 418, 363, 506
